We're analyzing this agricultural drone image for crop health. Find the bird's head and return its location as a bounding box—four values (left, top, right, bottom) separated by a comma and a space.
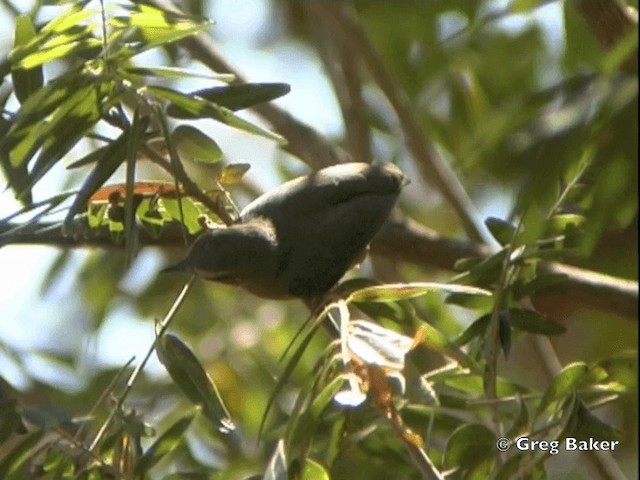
163, 219, 279, 287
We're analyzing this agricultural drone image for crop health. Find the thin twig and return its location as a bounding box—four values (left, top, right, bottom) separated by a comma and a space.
310, 4, 372, 164
88, 277, 195, 452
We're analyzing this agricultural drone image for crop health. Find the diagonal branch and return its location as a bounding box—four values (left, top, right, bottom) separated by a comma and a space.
310, 2, 491, 244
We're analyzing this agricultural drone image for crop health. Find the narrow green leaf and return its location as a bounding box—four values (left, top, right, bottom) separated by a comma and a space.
40, 2, 93, 35
498, 310, 511, 357
451, 249, 507, 285
0, 115, 32, 205
24, 83, 106, 197
1, 68, 88, 142
452, 315, 490, 347
485, 217, 517, 246
444, 424, 495, 468
123, 65, 234, 82
12, 15, 44, 104
0, 430, 46, 478
218, 163, 250, 185
161, 197, 205, 235
537, 362, 589, 416
302, 459, 330, 480
513, 273, 567, 299
124, 110, 149, 265
259, 315, 325, 442
567, 401, 623, 442
597, 351, 638, 390
66, 143, 112, 169
150, 86, 286, 144
445, 291, 494, 310
172, 124, 222, 164
167, 83, 291, 115
63, 131, 129, 229
109, 3, 212, 53
134, 412, 196, 477
546, 213, 586, 235
508, 309, 566, 335
17, 38, 102, 69
347, 282, 492, 303
157, 334, 234, 432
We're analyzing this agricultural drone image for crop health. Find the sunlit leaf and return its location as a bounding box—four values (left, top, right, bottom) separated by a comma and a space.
11, 15, 44, 103
63, 130, 129, 229
123, 65, 234, 82
302, 458, 330, 480
218, 163, 250, 185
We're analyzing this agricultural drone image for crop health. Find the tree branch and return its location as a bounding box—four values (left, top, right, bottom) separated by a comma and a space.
1, 218, 636, 320
310, 2, 491, 244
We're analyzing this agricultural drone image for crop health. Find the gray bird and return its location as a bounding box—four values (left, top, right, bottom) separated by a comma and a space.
164, 162, 408, 299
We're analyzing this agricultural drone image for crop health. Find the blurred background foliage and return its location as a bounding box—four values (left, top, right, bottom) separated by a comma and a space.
0, 0, 637, 479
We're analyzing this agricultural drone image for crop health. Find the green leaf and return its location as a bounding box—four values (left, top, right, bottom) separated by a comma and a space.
157, 334, 234, 432
485, 217, 516, 246
513, 272, 568, 298
15, 80, 110, 199
172, 124, 222, 164
537, 362, 590, 416
122, 65, 234, 82
452, 315, 490, 347
151, 86, 286, 143
597, 351, 638, 390
567, 401, 623, 442
443, 424, 495, 468
167, 83, 291, 115
0, 113, 32, 205
11, 15, 44, 104
302, 459, 330, 480
63, 131, 129, 230
452, 249, 507, 286
508, 309, 566, 335
218, 163, 250, 185
347, 282, 492, 303
134, 412, 196, 477
545, 213, 586, 235
445, 291, 494, 310
259, 314, 325, 442
161, 198, 205, 235
0, 69, 88, 144
124, 110, 149, 265
40, 2, 93, 35
16, 38, 102, 69
0, 430, 46, 478
109, 3, 212, 54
